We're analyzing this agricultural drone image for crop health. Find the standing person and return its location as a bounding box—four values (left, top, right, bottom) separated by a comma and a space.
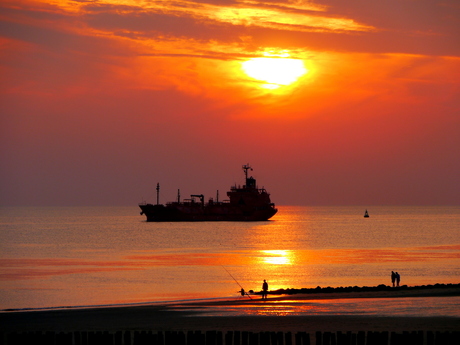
262, 280, 268, 300
395, 272, 400, 287
391, 271, 396, 287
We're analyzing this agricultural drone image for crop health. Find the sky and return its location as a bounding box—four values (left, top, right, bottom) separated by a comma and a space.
1, 0, 459, 207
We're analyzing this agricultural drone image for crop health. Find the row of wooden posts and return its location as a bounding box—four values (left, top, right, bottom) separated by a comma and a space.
2, 330, 459, 345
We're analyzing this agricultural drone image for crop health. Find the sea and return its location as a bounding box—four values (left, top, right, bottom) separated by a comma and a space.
0, 206, 459, 316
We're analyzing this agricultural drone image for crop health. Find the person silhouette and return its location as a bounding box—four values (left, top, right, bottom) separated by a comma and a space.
262, 280, 268, 300
391, 271, 396, 287
395, 272, 400, 287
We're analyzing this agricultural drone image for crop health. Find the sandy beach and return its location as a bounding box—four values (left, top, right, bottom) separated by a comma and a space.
1, 286, 459, 334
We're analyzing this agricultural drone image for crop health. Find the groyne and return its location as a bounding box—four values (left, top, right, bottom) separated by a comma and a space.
2, 329, 460, 345
257, 283, 460, 297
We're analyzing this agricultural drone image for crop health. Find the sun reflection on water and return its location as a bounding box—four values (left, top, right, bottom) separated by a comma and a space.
181, 297, 460, 317
261, 250, 293, 265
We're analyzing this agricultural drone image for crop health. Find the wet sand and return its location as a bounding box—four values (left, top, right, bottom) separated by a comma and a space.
1, 286, 459, 333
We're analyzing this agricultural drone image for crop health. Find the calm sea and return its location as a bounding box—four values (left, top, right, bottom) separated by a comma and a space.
0, 206, 459, 314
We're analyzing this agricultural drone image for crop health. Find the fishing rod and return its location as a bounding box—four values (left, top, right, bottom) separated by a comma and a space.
221, 266, 252, 299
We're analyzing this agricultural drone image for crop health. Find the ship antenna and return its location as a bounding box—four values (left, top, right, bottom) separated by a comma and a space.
242, 164, 253, 180
156, 183, 160, 205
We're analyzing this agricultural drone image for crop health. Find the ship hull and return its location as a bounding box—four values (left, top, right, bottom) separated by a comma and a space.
139, 203, 277, 222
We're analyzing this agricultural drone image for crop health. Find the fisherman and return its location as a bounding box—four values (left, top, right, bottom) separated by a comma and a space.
222, 266, 251, 299
262, 280, 268, 299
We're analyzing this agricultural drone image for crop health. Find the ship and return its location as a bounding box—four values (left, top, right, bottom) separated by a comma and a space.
139, 164, 278, 221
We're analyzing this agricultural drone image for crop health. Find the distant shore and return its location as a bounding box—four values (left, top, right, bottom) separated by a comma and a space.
1, 284, 459, 333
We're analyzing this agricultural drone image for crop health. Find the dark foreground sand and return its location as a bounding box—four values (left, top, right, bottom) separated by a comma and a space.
1, 286, 459, 333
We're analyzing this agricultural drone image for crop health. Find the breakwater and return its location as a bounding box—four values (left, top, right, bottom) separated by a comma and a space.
2, 330, 459, 345
257, 283, 460, 297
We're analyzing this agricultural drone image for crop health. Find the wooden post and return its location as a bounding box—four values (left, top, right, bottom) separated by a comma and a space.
234, 331, 241, 345
285, 332, 292, 345
249, 332, 259, 345
322, 331, 331, 345
206, 331, 217, 345
225, 331, 234, 345
260, 332, 270, 345
315, 331, 322, 345
295, 332, 310, 345
242, 331, 249, 345
357, 331, 365, 345
56, 331, 72, 345
124, 331, 131, 345
114, 331, 122, 345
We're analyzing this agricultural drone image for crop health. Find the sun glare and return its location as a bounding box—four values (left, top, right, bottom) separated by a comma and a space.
262, 250, 293, 265
242, 55, 308, 89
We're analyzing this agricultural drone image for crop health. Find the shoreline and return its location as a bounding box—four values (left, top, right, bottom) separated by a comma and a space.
1, 285, 459, 333
3, 283, 459, 313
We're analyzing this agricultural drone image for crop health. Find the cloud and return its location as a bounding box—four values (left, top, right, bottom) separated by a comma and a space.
78, 0, 352, 34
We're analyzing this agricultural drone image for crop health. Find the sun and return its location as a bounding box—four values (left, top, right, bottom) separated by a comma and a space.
242, 55, 308, 89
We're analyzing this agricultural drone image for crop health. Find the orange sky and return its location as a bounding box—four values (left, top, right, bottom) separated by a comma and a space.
0, 0, 459, 206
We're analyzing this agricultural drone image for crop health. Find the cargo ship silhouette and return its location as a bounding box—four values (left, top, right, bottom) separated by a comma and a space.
139, 164, 277, 221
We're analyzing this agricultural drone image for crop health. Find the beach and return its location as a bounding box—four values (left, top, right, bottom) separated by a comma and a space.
2, 286, 459, 333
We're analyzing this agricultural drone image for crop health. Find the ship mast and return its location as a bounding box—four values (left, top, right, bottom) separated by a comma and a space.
242, 164, 253, 180
156, 183, 160, 205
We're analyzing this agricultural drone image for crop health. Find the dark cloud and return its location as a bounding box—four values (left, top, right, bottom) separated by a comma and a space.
84, 9, 225, 39
323, 0, 460, 37
242, 25, 460, 55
